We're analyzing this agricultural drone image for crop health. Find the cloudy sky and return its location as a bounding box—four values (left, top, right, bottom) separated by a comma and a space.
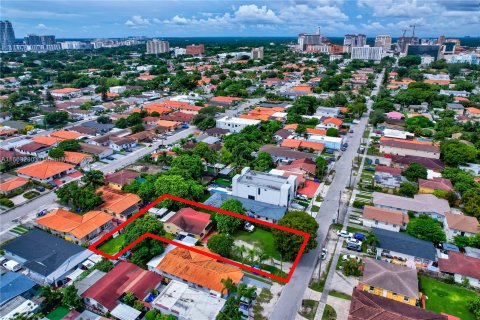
2, 0, 479, 38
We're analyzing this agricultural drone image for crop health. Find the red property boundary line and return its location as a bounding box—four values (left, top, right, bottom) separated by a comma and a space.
89, 194, 310, 283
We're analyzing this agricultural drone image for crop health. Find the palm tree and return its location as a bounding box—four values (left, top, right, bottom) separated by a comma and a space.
256, 249, 268, 266
247, 248, 258, 265
221, 277, 237, 296
233, 245, 247, 262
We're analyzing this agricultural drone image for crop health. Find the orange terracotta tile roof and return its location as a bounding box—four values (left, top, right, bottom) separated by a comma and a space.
143, 103, 172, 115
466, 107, 480, 114
36, 208, 113, 240
306, 128, 327, 135
97, 186, 141, 215
32, 136, 63, 146
51, 130, 83, 140
210, 96, 242, 103
63, 151, 92, 165
424, 79, 450, 85
454, 97, 468, 102
0, 176, 29, 192
339, 107, 349, 113
16, 160, 74, 180
281, 139, 324, 151
106, 92, 119, 98
323, 117, 343, 126
156, 247, 244, 292
156, 120, 181, 128
51, 88, 80, 94
291, 84, 312, 92
284, 124, 298, 130
444, 213, 480, 234
281, 139, 302, 148
239, 114, 270, 121
137, 75, 156, 80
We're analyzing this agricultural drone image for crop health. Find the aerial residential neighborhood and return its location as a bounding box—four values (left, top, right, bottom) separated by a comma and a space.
0, 1, 479, 320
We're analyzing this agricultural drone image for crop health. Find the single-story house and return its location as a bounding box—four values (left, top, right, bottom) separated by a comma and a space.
109, 137, 136, 151
15, 142, 51, 158
0, 176, 29, 195
79, 142, 114, 159
360, 258, 419, 306
97, 186, 141, 222
163, 208, 212, 240
418, 178, 453, 194
380, 137, 440, 160
362, 206, 408, 232
105, 170, 139, 190
438, 251, 480, 289
373, 227, 437, 269
391, 155, 445, 171
259, 145, 315, 163
277, 158, 317, 178
16, 160, 75, 183
443, 212, 480, 241
0, 272, 36, 307
3, 229, 92, 285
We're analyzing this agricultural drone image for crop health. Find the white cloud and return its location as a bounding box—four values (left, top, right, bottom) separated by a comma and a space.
125, 15, 152, 27
357, 0, 435, 17
233, 5, 281, 24
35, 23, 48, 30
356, 14, 363, 19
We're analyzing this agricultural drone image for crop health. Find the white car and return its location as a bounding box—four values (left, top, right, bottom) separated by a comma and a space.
342, 254, 361, 262
337, 230, 353, 238
321, 248, 328, 260
346, 238, 363, 246
244, 222, 254, 232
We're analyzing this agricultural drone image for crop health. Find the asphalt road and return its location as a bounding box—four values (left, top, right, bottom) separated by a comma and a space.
269, 72, 384, 320
0, 98, 262, 240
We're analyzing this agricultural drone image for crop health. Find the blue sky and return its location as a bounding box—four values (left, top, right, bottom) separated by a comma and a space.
2, 0, 479, 38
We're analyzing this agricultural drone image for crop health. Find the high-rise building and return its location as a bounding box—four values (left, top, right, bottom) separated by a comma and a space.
251, 47, 264, 59
0, 20, 16, 46
24, 34, 42, 45
343, 34, 366, 53
298, 32, 322, 51
146, 39, 170, 54
186, 44, 205, 56
438, 35, 446, 45
351, 46, 383, 61
40, 35, 56, 45
406, 44, 441, 61
374, 35, 392, 50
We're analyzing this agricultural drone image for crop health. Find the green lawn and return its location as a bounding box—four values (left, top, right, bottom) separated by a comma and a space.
311, 205, 320, 213
233, 229, 281, 260
328, 290, 352, 300
299, 300, 319, 320
46, 306, 70, 320
214, 178, 232, 186
97, 233, 125, 255
419, 276, 479, 320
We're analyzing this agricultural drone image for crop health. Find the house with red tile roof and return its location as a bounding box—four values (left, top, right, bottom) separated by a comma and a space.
465, 107, 480, 119
362, 206, 409, 232
96, 186, 141, 222
419, 178, 453, 194
153, 247, 243, 296
209, 96, 242, 106
317, 117, 343, 130
32, 136, 63, 147
137, 75, 156, 81
15, 142, 51, 158
443, 212, 479, 241
62, 151, 93, 167
35, 208, 113, 244
438, 251, 480, 288
51, 130, 83, 140
380, 137, 440, 159
0, 176, 29, 195
164, 208, 212, 240
50, 88, 81, 98
16, 160, 75, 183
281, 139, 325, 153
81, 261, 163, 313
277, 158, 317, 178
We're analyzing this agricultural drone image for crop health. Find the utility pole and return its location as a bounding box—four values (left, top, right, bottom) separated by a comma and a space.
337, 190, 342, 223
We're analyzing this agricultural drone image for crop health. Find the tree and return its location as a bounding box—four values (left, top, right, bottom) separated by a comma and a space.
402, 162, 427, 182
97, 115, 111, 124
193, 142, 217, 164
57, 139, 81, 151
46, 91, 55, 108
123, 214, 166, 266
441, 139, 477, 166
55, 182, 103, 212
153, 175, 204, 204
453, 235, 471, 248
170, 154, 204, 180
252, 152, 274, 172
82, 170, 105, 188
372, 100, 395, 112
295, 124, 307, 135
398, 55, 421, 67
326, 128, 339, 137
315, 157, 327, 178
272, 211, 319, 261
45, 111, 69, 127
468, 296, 480, 319
216, 199, 245, 234
406, 214, 446, 243
62, 285, 83, 309
131, 123, 145, 133
48, 148, 64, 159
399, 182, 418, 197
369, 109, 386, 126
115, 118, 128, 128
207, 234, 234, 258
123, 292, 137, 306
342, 258, 361, 277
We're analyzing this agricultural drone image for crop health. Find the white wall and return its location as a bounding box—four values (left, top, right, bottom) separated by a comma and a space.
362, 218, 401, 232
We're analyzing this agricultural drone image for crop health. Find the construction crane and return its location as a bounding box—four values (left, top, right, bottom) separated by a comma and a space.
401, 29, 407, 38
409, 24, 417, 38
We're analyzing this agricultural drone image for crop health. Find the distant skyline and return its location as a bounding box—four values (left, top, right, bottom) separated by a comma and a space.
2, 0, 479, 38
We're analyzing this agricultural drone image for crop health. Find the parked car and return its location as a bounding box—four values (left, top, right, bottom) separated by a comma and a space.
321, 248, 327, 260
349, 129, 354, 133
290, 203, 306, 210
364, 166, 375, 171
346, 238, 362, 246
342, 254, 361, 262
106, 156, 114, 160
35, 186, 45, 192
36, 210, 47, 217
244, 222, 255, 232
359, 147, 365, 153
346, 242, 362, 252
353, 233, 367, 241
3, 260, 21, 272
337, 230, 353, 238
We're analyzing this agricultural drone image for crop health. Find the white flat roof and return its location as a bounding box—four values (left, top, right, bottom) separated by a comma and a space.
111, 303, 141, 320
153, 280, 226, 320
217, 116, 261, 125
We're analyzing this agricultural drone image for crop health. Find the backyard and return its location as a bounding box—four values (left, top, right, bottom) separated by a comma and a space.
233, 229, 281, 260
46, 306, 70, 320
419, 276, 479, 320
97, 233, 125, 255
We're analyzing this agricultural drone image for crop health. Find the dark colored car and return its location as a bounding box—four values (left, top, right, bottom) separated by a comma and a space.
354, 233, 367, 241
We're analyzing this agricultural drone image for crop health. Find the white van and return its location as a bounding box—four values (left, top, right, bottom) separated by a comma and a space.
3, 260, 21, 272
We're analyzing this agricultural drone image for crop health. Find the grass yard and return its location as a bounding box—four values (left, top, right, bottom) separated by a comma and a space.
214, 178, 232, 186
233, 229, 281, 260
419, 276, 479, 320
346, 226, 368, 235
329, 290, 352, 300
311, 205, 320, 213
299, 299, 319, 320
46, 306, 70, 320
321, 304, 337, 320
97, 233, 125, 255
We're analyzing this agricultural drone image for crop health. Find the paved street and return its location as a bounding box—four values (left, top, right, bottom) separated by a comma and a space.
270, 71, 384, 320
